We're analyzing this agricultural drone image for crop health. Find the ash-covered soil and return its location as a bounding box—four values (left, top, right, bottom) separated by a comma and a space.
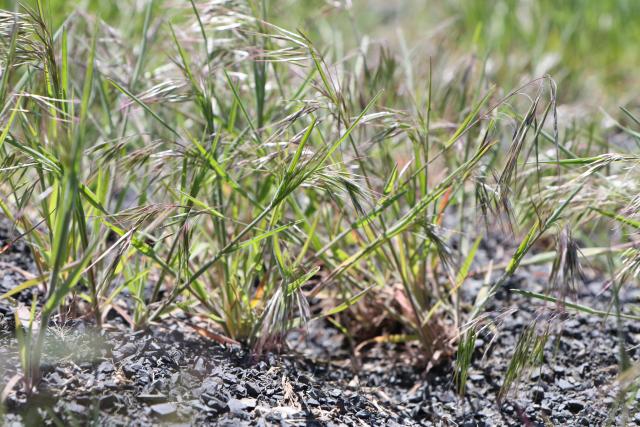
1, 322, 413, 426
1, 220, 639, 426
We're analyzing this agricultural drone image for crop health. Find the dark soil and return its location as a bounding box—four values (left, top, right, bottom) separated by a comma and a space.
1, 220, 639, 426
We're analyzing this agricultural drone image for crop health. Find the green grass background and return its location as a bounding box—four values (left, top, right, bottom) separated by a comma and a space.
4, 0, 639, 106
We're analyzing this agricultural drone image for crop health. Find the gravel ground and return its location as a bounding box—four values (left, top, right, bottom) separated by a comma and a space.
1, 220, 639, 426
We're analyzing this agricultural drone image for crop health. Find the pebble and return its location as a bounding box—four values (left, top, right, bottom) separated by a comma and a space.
567, 400, 585, 414
137, 393, 167, 403
356, 409, 371, 419
97, 361, 114, 374
228, 398, 257, 413
269, 406, 301, 418
531, 386, 545, 403
246, 381, 261, 397
65, 402, 86, 414
469, 374, 485, 382
150, 402, 177, 417
206, 397, 227, 412
116, 342, 137, 357
557, 379, 574, 391
194, 357, 206, 375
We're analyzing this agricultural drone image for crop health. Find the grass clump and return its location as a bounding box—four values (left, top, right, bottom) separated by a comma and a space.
0, 0, 564, 381
1, 2, 640, 419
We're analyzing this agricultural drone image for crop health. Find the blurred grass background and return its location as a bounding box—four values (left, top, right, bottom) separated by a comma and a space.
3, 0, 638, 108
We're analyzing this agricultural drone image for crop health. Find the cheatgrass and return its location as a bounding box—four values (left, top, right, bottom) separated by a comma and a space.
0, 0, 639, 416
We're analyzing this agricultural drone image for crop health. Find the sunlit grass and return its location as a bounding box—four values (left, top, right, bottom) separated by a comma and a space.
0, 0, 639, 415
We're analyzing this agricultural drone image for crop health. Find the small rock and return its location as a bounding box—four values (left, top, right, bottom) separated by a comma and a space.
557, 379, 574, 391
329, 388, 341, 398
189, 399, 210, 412
150, 402, 177, 417
66, 402, 85, 414
269, 406, 301, 419
117, 342, 137, 357
356, 409, 371, 419
567, 399, 585, 414
206, 397, 227, 412
501, 403, 515, 415
439, 391, 456, 403
194, 357, 206, 375
48, 372, 64, 386
97, 361, 115, 374
137, 393, 167, 403
563, 319, 582, 337
406, 391, 422, 403
228, 398, 257, 413
246, 381, 261, 397
222, 373, 238, 384
123, 362, 142, 377
531, 386, 545, 404
469, 374, 484, 382
99, 394, 117, 409
553, 410, 571, 424
552, 365, 566, 375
